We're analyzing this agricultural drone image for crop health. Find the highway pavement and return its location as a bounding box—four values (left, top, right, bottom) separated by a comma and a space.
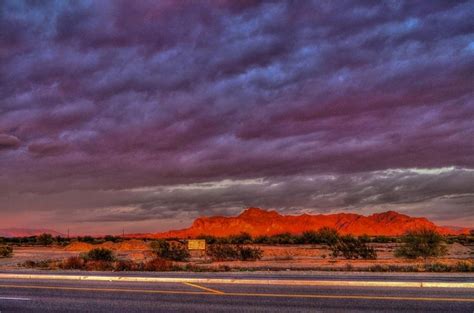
0, 271, 473, 312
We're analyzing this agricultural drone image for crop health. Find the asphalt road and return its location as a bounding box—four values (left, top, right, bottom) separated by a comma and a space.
0, 272, 473, 312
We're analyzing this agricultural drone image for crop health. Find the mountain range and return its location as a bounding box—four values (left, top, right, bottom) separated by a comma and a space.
132, 207, 470, 238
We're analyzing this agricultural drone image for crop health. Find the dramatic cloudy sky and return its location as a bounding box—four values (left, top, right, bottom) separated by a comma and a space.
1, 0, 473, 235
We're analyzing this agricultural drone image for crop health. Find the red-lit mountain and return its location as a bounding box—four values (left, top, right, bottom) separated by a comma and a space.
0, 228, 63, 238
132, 208, 469, 238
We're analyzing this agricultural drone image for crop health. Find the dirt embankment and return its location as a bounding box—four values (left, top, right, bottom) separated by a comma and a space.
64, 240, 150, 252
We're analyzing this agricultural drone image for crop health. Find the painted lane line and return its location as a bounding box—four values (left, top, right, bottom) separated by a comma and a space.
0, 284, 473, 303
183, 282, 225, 294
0, 273, 473, 289
0, 296, 31, 301
0, 284, 207, 295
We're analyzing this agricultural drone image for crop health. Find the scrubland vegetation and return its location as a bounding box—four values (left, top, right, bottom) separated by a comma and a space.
2, 228, 473, 272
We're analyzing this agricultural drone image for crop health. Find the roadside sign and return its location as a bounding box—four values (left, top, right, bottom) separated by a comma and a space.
187, 239, 206, 250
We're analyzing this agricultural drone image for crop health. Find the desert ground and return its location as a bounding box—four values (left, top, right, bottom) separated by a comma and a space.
1, 239, 472, 271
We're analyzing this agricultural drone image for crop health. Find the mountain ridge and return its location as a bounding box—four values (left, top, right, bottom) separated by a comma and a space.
130, 208, 470, 238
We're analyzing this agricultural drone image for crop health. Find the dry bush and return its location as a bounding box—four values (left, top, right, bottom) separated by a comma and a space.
207, 244, 262, 261
85, 260, 114, 271
0, 246, 13, 258
114, 260, 140, 271
143, 258, 173, 271
60, 256, 85, 270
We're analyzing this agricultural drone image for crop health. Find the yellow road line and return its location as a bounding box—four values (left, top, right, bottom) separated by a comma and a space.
222, 292, 474, 302
183, 282, 225, 294
0, 284, 473, 302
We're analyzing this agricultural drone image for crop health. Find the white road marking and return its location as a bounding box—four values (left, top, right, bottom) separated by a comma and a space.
0, 296, 31, 301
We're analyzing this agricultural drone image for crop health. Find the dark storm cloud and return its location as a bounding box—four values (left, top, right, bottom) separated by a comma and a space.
0, 0, 473, 230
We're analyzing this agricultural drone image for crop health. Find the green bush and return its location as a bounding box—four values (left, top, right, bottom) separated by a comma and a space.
0, 245, 13, 258
84, 248, 115, 261
329, 235, 377, 260
395, 228, 447, 260
150, 240, 190, 261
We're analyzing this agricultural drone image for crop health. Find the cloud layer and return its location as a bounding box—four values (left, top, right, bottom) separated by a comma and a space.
1, 1, 473, 234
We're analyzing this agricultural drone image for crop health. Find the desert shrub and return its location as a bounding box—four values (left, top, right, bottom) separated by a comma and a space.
330, 235, 377, 260
150, 240, 190, 261
84, 248, 115, 261
229, 232, 252, 244
143, 258, 173, 271
78, 236, 96, 244
22, 259, 52, 269
60, 256, 85, 270
196, 235, 218, 244
0, 245, 13, 258
317, 227, 340, 246
207, 244, 240, 261
300, 231, 320, 244
207, 244, 262, 261
85, 260, 114, 271
254, 235, 270, 244
238, 246, 263, 261
424, 262, 451, 272
358, 234, 370, 243
454, 261, 473, 272
37, 233, 54, 246
395, 228, 447, 260
372, 236, 391, 243
104, 235, 122, 243
114, 260, 139, 271
268, 233, 298, 244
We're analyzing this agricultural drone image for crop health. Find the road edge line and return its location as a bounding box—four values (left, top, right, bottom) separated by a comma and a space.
0, 273, 472, 289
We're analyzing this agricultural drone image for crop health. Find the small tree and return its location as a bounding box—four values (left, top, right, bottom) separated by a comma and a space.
37, 233, 54, 246
0, 246, 13, 258
150, 240, 190, 261
395, 228, 447, 260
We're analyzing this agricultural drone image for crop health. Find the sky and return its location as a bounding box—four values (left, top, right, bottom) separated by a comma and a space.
1, 0, 473, 235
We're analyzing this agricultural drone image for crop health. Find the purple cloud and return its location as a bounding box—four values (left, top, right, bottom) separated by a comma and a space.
0, 0, 473, 233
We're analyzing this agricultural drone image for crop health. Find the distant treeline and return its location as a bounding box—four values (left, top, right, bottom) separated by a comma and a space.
0, 234, 125, 246
193, 230, 474, 245
1, 230, 473, 246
